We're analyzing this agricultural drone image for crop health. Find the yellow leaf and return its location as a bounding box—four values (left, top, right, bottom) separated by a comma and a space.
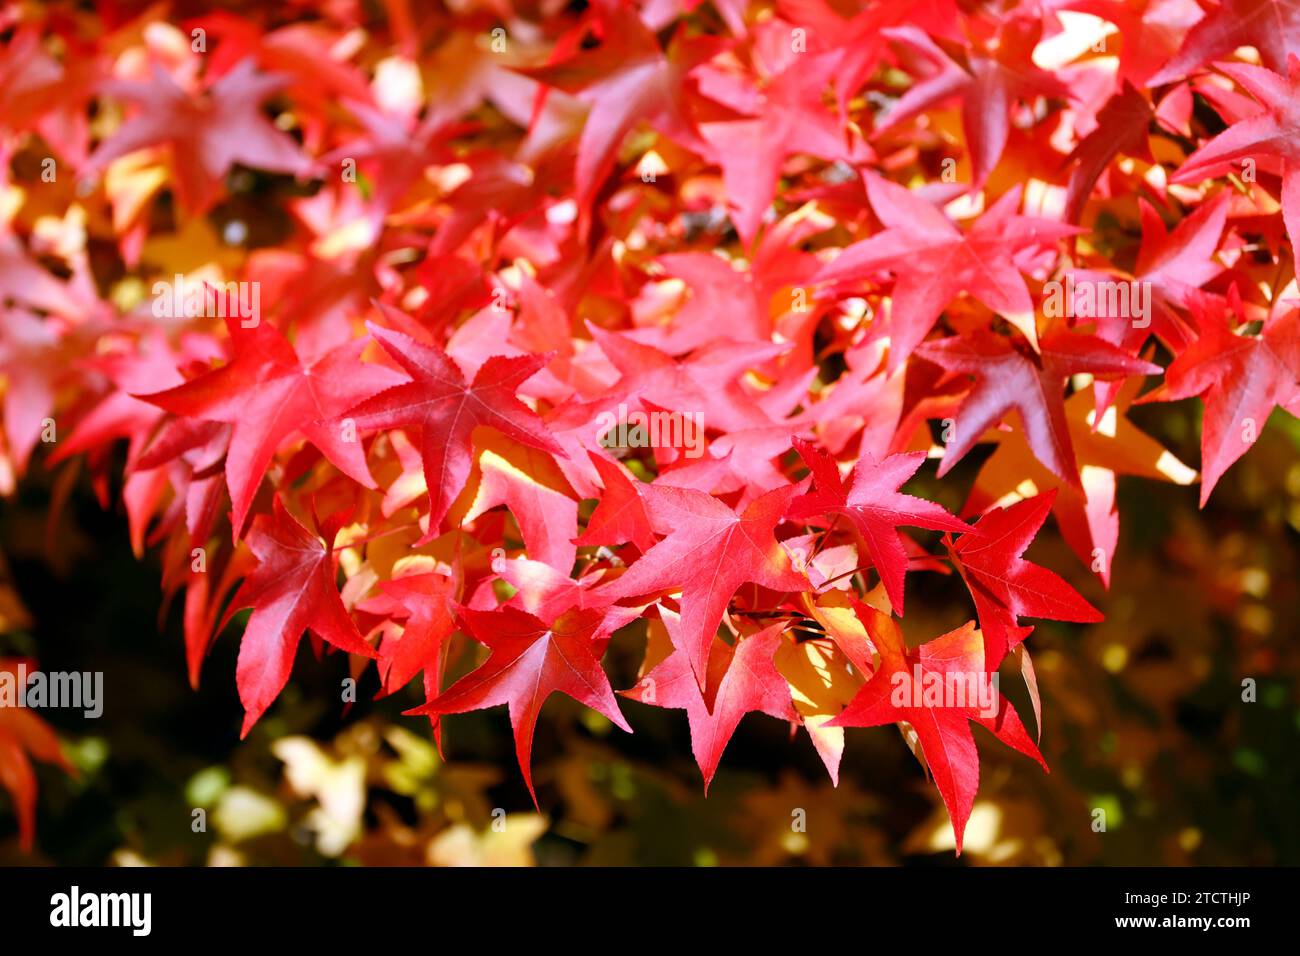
776, 635, 864, 782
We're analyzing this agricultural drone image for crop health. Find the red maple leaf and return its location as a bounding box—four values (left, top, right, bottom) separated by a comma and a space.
815, 175, 1078, 368
776, 0, 961, 114
917, 329, 1162, 487
825, 601, 1047, 854
83, 58, 314, 213
342, 313, 564, 537
622, 614, 797, 791
946, 491, 1103, 668
0, 311, 88, 477
698, 32, 862, 246
1138, 294, 1300, 504
364, 572, 458, 699
633, 233, 819, 354
0, 660, 75, 851
598, 483, 809, 687
523, 4, 716, 233
877, 17, 1067, 186
788, 437, 971, 614
1170, 57, 1300, 277
223, 498, 377, 737
408, 604, 631, 804
1061, 81, 1156, 223
138, 317, 404, 538
584, 323, 789, 434
1149, 0, 1300, 85
573, 451, 658, 554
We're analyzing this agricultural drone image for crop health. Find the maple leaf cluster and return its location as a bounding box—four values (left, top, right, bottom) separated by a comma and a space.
1, 0, 1298, 854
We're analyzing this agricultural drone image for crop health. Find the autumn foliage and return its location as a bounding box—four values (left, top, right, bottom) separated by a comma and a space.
1, 0, 1298, 856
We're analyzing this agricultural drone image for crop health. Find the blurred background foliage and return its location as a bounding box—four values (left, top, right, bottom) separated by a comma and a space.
1, 396, 1297, 866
